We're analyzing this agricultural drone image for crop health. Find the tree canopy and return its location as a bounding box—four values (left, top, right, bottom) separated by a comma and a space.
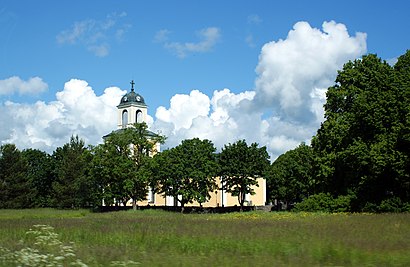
218, 140, 270, 210
266, 143, 314, 207
151, 138, 218, 211
90, 122, 165, 209
311, 51, 410, 211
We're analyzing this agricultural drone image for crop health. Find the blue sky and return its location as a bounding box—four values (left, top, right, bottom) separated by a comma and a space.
0, 0, 409, 158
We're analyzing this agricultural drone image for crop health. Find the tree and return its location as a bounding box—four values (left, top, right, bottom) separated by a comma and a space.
0, 144, 33, 208
218, 140, 270, 211
266, 143, 315, 208
91, 122, 165, 209
312, 52, 410, 210
393, 50, 410, 203
21, 149, 55, 207
52, 135, 93, 208
151, 138, 218, 212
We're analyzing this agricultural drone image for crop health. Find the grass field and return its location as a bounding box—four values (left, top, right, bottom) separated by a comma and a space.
0, 209, 409, 266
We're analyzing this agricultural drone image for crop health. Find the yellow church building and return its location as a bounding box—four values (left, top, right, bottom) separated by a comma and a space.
114, 81, 267, 208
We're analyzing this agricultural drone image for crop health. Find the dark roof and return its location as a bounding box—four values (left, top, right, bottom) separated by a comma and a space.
118, 89, 147, 107
103, 127, 158, 139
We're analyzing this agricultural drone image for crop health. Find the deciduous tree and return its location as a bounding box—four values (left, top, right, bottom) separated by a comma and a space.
21, 148, 55, 207
151, 138, 217, 212
91, 122, 165, 209
312, 51, 410, 210
218, 140, 270, 211
266, 143, 314, 208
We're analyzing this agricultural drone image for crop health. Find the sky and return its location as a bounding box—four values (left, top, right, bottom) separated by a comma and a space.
0, 0, 409, 160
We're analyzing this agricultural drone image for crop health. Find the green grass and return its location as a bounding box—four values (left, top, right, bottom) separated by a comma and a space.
1, 209, 409, 266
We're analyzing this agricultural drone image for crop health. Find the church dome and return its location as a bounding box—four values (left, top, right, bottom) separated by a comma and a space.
118, 80, 146, 107
119, 90, 145, 105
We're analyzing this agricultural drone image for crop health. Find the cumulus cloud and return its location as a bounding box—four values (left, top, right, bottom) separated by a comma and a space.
152, 89, 258, 151
254, 21, 366, 123
153, 21, 367, 159
157, 27, 221, 58
2, 21, 367, 160
0, 76, 48, 95
0, 79, 125, 152
56, 12, 131, 57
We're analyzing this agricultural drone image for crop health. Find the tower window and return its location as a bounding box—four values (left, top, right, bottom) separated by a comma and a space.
122, 110, 128, 127
136, 110, 143, 123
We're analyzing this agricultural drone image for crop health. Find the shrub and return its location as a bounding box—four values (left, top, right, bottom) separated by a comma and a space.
361, 202, 379, 213
378, 197, 405, 213
293, 193, 352, 212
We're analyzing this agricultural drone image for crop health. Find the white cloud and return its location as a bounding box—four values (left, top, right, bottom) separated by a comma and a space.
0, 79, 125, 152
254, 21, 367, 123
56, 12, 131, 57
155, 90, 210, 130
1, 21, 367, 160
159, 27, 221, 58
152, 21, 367, 159
0, 76, 48, 95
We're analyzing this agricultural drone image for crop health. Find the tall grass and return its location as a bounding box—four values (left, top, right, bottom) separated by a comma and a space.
1, 209, 409, 266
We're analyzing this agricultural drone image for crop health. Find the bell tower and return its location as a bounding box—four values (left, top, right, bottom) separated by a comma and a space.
117, 80, 148, 128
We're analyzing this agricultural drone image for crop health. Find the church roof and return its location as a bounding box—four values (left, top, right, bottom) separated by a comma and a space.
118, 80, 147, 107
102, 127, 158, 140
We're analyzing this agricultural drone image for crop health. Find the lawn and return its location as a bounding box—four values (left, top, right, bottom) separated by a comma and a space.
0, 209, 409, 266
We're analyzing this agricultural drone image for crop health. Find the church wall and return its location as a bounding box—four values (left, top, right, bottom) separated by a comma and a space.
133, 177, 266, 208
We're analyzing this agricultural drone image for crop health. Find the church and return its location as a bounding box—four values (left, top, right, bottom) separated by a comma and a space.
112, 81, 266, 208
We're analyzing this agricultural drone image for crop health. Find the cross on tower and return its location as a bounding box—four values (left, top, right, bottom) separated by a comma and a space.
130, 80, 135, 91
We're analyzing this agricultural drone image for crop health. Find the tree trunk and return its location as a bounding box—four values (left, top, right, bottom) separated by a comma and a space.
132, 199, 137, 211
181, 202, 185, 213
238, 192, 244, 212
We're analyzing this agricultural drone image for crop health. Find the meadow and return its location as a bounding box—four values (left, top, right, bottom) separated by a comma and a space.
0, 209, 409, 266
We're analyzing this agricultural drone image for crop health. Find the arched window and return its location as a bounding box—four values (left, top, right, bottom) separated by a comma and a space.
122, 110, 128, 127
136, 110, 143, 123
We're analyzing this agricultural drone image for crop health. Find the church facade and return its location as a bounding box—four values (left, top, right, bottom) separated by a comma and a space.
115, 81, 266, 208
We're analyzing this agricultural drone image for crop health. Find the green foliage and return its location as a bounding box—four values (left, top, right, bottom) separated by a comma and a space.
52, 135, 94, 209
90, 122, 166, 208
218, 140, 270, 210
266, 143, 315, 205
293, 193, 353, 212
0, 144, 33, 208
151, 138, 218, 209
312, 51, 410, 210
378, 197, 410, 213
21, 149, 55, 207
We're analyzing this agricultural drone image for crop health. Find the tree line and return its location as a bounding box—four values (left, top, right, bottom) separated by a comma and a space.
1, 50, 409, 213
0, 123, 270, 211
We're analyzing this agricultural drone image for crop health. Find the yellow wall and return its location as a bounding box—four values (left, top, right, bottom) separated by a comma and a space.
134, 177, 266, 207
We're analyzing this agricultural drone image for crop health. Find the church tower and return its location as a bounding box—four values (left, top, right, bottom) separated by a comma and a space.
117, 80, 148, 128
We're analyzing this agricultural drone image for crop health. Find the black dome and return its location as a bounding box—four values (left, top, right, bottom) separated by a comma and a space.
119, 90, 145, 105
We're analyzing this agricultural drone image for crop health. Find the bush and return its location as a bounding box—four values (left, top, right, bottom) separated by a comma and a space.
293, 193, 352, 212
361, 202, 379, 213
378, 197, 405, 213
